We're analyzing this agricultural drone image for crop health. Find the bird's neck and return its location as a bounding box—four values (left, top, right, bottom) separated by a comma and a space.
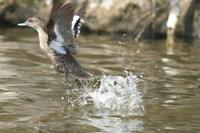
36, 26, 48, 51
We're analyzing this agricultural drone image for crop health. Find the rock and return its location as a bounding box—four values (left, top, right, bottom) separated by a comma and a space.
85, 0, 200, 40
0, 0, 52, 25
84, 0, 170, 39
180, 0, 200, 41
0, 0, 199, 40
85, 0, 152, 33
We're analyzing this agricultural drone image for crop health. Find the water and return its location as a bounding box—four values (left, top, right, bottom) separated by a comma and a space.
0, 28, 200, 133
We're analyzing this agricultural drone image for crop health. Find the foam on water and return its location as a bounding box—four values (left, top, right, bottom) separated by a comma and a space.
84, 71, 144, 116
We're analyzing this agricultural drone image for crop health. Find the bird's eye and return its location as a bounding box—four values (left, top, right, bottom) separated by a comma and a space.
28, 19, 34, 22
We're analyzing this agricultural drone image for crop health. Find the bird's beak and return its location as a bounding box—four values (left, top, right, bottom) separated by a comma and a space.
17, 22, 27, 26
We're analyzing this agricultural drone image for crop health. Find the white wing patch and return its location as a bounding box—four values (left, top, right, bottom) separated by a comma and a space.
50, 23, 67, 54
71, 15, 84, 38
71, 15, 80, 30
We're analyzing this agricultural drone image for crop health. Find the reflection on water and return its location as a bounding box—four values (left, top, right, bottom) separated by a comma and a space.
0, 28, 200, 133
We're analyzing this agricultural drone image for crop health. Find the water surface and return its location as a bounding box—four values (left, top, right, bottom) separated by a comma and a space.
0, 28, 200, 133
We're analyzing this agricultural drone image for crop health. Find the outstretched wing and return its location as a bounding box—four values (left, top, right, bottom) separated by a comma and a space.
71, 0, 88, 39
47, 1, 77, 54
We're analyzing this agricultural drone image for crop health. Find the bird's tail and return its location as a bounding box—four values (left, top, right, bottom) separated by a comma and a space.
65, 53, 92, 79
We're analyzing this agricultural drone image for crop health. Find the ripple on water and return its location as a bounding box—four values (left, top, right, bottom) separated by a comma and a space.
0, 92, 19, 102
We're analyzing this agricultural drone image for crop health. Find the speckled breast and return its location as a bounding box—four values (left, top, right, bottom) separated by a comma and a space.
45, 48, 68, 74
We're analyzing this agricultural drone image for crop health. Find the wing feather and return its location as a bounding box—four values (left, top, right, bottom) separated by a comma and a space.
72, 15, 84, 39
71, 0, 88, 39
46, 1, 77, 54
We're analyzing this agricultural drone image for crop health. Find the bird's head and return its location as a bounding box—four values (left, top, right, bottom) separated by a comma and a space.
17, 17, 44, 29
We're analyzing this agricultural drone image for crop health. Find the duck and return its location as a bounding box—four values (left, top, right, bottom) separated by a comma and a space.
17, 0, 92, 89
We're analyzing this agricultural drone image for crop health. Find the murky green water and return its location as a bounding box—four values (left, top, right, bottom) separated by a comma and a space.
0, 28, 200, 133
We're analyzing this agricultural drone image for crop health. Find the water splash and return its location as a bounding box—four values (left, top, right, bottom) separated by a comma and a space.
85, 71, 144, 116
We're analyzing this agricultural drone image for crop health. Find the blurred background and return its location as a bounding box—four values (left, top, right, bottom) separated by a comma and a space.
0, 0, 200, 41
0, 0, 200, 133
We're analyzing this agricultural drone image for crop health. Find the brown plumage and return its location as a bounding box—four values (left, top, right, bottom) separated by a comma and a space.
17, 0, 91, 88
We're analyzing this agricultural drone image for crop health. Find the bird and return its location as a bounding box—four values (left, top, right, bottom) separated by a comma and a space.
17, 0, 92, 89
